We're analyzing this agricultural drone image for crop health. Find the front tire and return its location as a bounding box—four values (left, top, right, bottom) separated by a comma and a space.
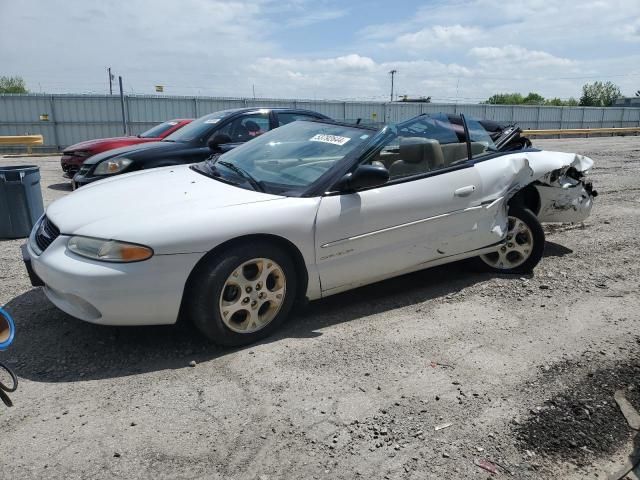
187, 242, 297, 347
477, 205, 545, 274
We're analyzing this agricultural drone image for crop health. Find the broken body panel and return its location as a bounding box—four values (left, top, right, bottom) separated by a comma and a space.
317, 149, 595, 295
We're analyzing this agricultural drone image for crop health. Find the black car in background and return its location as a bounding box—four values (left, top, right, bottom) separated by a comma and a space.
72, 108, 330, 188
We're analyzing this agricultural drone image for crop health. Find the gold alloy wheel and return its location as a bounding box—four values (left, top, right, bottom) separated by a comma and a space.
480, 215, 534, 269
219, 258, 287, 334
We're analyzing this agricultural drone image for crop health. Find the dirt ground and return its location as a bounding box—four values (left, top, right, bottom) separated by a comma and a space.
1, 136, 639, 480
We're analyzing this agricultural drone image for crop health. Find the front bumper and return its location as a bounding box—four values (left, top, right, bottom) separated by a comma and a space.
71, 171, 103, 188
27, 237, 204, 326
535, 180, 596, 223
61, 155, 86, 178
21, 244, 44, 287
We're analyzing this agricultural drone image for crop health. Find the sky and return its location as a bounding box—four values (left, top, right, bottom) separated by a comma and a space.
1, 0, 639, 102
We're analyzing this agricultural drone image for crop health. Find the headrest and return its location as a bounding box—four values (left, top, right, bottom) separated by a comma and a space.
245, 121, 260, 132
399, 137, 445, 169
399, 137, 426, 164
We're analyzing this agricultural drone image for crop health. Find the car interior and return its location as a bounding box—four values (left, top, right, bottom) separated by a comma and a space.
369, 138, 487, 180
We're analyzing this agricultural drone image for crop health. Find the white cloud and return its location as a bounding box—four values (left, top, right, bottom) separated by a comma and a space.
469, 45, 575, 67
394, 25, 484, 52
250, 55, 473, 100
620, 18, 640, 41
286, 9, 348, 27
1, 0, 639, 101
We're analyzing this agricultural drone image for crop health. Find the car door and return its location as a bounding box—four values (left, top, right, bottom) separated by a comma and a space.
314, 115, 493, 295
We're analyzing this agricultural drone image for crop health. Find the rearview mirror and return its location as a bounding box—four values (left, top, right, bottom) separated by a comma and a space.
335, 164, 389, 193
207, 133, 232, 151
0, 308, 15, 351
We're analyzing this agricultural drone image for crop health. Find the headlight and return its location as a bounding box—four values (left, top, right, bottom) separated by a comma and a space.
67, 236, 153, 262
93, 158, 133, 175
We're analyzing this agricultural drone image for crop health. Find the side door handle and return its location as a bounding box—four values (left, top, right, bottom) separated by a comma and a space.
454, 185, 476, 197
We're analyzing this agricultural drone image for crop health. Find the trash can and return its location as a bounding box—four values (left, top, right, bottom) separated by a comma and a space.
0, 165, 45, 239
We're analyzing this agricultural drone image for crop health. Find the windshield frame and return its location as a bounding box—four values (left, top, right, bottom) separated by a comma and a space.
193, 119, 381, 197
162, 109, 243, 144
138, 120, 181, 139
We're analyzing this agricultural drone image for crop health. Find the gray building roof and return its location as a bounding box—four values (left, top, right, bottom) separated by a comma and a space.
614, 97, 640, 106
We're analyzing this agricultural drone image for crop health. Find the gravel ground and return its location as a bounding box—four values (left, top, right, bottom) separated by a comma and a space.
1, 136, 639, 479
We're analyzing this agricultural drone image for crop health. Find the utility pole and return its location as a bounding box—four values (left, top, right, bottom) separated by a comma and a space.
389, 70, 397, 102
108, 67, 114, 95
252, 84, 256, 99
118, 76, 127, 135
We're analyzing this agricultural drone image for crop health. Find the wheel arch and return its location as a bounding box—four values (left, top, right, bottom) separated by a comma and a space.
509, 183, 541, 215
178, 234, 309, 322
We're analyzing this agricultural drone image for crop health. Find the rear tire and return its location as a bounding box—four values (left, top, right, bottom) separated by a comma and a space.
187, 242, 297, 347
476, 205, 545, 274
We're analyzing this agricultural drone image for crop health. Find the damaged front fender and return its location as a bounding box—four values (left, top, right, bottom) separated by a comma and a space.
474, 150, 596, 248
531, 153, 597, 223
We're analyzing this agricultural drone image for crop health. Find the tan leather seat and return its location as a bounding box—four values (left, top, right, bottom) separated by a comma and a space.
440, 142, 488, 166
440, 143, 467, 166
389, 137, 444, 178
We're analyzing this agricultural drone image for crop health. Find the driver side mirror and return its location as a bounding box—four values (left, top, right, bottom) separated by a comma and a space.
0, 308, 15, 351
335, 164, 389, 193
207, 133, 232, 151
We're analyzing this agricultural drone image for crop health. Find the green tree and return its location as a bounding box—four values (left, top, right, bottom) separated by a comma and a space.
0, 75, 28, 93
484, 92, 525, 105
484, 92, 577, 106
579, 81, 621, 107
522, 92, 546, 105
545, 97, 579, 106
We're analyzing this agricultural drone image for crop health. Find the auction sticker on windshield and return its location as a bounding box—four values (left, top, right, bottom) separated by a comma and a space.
309, 134, 351, 146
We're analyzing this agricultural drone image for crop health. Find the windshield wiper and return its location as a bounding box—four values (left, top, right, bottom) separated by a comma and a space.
217, 160, 265, 192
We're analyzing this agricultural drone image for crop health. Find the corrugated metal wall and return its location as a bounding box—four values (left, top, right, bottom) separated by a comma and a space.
1, 94, 639, 152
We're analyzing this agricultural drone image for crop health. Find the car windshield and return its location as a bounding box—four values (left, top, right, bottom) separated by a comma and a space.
164, 110, 237, 143
198, 120, 374, 195
139, 121, 180, 138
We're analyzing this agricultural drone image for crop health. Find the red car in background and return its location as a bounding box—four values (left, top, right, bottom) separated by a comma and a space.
60, 119, 192, 177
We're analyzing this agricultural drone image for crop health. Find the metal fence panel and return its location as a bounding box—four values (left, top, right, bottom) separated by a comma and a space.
623, 108, 640, 126
602, 108, 624, 127
1, 94, 639, 152
422, 103, 457, 115
582, 108, 604, 128
386, 103, 422, 123
127, 96, 195, 124
0, 95, 51, 122
561, 107, 584, 129
344, 102, 386, 124
537, 107, 562, 130
455, 104, 485, 118
54, 95, 121, 122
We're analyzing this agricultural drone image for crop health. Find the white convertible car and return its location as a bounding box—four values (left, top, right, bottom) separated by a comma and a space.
23, 114, 596, 346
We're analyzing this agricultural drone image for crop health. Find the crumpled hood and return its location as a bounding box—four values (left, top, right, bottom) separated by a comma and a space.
46, 165, 282, 241
81, 141, 181, 165
527, 151, 594, 177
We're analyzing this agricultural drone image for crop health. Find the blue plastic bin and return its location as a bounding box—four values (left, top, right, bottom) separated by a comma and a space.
0, 165, 45, 239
